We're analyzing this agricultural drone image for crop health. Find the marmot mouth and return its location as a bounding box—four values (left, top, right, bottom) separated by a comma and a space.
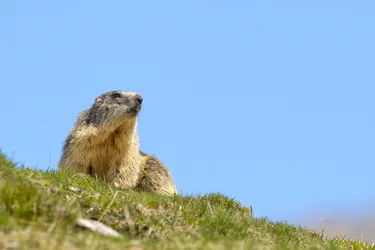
128, 106, 141, 115
135, 103, 142, 112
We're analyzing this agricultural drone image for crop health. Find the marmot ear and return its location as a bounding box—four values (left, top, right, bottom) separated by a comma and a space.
95, 97, 103, 105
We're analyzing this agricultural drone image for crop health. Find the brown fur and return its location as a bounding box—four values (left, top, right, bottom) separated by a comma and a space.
58, 90, 177, 195
136, 151, 177, 195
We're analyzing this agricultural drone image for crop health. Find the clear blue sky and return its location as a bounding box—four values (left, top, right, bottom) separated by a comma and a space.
1, 1, 374, 225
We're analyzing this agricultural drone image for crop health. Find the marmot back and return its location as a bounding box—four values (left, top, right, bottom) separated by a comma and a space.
136, 151, 177, 195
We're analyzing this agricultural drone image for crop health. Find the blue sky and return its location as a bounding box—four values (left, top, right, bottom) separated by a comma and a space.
1, 1, 374, 225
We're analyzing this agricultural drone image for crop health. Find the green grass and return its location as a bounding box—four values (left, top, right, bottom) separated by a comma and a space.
0, 153, 372, 249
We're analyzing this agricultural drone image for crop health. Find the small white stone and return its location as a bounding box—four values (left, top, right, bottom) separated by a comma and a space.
76, 218, 121, 238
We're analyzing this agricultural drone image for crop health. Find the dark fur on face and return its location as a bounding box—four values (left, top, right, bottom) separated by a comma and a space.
86, 91, 143, 126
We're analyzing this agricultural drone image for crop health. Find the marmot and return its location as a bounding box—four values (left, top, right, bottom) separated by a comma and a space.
58, 90, 177, 196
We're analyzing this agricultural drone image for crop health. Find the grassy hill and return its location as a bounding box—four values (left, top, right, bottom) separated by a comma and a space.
0, 153, 372, 249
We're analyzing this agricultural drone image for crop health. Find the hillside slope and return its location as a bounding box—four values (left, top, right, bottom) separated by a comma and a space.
0, 153, 371, 249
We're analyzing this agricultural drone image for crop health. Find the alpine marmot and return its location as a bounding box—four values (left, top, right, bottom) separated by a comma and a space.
58, 90, 177, 196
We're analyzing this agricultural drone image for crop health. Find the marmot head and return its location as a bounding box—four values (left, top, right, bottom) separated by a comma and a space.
87, 90, 143, 126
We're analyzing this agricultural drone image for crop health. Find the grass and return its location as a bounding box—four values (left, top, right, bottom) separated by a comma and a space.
0, 153, 373, 249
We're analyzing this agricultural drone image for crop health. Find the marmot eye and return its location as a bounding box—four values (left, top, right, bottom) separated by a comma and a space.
112, 93, 121, 98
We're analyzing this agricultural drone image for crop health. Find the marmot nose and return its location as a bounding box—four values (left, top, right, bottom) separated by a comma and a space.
135, 95, 143, 105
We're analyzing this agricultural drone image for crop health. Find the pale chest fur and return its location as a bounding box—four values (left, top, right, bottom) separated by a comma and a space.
64, 123, 142, 188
